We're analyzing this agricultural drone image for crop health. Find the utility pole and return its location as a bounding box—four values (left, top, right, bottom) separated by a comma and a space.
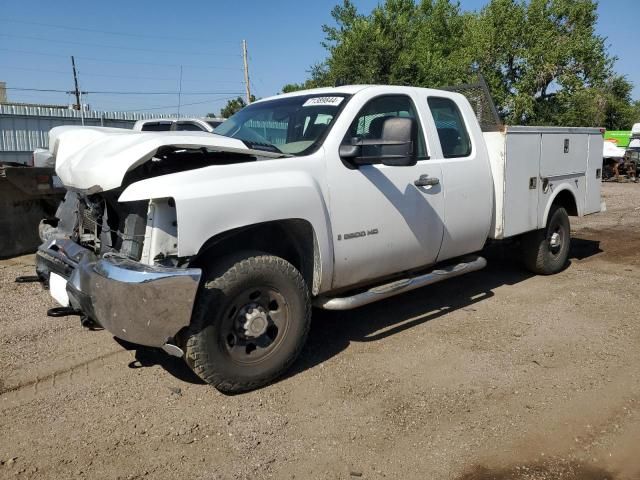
71, 56, 81, 110
71, 55, 85, 125
242, 39, 251, 105
177, 65, 183, 116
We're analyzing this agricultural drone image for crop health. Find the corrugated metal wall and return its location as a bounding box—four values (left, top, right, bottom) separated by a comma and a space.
0, 105, 176, 164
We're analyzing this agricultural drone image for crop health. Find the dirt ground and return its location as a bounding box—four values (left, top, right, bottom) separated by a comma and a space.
1, 182, 639, 480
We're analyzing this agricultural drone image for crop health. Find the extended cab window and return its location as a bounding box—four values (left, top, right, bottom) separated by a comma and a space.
175, 122, 205, 131
343, 95, 427, 160
140, 122, 172, 132
214, 94, 350, 156
427, 97, 472, 158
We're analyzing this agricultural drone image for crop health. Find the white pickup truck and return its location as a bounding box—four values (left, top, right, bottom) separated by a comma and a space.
35, 85, 604, 393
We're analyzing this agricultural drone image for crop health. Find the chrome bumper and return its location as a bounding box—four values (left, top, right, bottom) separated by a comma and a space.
36, 239, 202, 349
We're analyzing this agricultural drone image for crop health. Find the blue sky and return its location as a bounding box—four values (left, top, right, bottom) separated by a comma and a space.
1, 0, 638, 116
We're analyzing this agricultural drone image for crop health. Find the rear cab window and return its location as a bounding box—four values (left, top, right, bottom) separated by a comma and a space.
427, 97, 472, 158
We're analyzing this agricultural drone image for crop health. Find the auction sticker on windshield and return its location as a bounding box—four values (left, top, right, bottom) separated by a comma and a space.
303, 96, 344, 107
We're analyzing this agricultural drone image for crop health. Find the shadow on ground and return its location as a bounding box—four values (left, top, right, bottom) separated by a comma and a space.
116, 238, 602, 388
285, 239, 601, 382
114, 337, 205, 385
457, 461, 615, 480
569, 237, 602, 260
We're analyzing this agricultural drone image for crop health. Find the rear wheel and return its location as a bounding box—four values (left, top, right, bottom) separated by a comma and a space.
521, 205, 571, 275
184, 251, 311, 394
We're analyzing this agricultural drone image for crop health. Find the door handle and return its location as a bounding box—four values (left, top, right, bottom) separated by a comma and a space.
414, 174, 440, 187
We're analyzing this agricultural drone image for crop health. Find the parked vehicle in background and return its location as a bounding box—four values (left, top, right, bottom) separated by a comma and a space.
602, 140, 626, 180
34, 84, 604, 393
0, 161, 64, 257
603, 129, 632, 149
623, 149, 640, 181
603, 123, 640, 182
628, 123, 640, 153
0, 105, 172, 257
133, 117, 224, 132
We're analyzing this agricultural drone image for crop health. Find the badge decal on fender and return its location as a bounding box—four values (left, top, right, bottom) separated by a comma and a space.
338, 228, 379, 241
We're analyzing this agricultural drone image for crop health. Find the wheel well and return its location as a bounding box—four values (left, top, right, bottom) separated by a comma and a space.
190, 219, 319, 294
552, 189, 578, 217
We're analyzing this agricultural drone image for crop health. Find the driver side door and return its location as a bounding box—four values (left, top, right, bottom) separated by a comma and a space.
326, 94, 445, 289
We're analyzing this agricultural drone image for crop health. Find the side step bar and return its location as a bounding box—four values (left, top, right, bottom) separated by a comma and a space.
314, 255, 487, 310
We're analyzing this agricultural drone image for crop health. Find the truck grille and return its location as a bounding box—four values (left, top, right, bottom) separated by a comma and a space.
77, 201, 102, 251
75, 194, 147, 260
81, 207, 100, 229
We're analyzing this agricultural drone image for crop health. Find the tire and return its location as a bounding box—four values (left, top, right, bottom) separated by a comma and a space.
521, 205, 571, 275
184, 251, 311, 394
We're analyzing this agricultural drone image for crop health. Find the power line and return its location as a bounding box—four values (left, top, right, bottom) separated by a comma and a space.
0, 33, 241, 57
3, 64, 172, 81
2, 65, 245, 86
4, 65, 69, 75
120, 95, 240, 112
4, 87, 73, 93
0, 18, 242, 46
91, 90, 244, 96
0, 47, 70, 59
5, 87, 244, 96
0, 48, 243, 70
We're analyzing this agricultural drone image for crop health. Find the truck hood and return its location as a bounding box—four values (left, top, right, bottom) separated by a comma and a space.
49, 126, 281, 192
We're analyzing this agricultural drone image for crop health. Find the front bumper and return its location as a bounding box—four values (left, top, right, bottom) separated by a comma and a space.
36, 239, 202, 349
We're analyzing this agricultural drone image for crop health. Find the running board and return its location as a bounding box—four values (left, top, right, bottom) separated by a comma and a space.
314, 255, 487, 310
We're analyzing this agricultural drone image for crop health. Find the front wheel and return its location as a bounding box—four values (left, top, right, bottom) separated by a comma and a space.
184, 251, 311, 394
521, 205, 571, 275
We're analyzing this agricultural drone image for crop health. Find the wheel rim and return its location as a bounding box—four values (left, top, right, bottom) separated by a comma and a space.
547, 219, 567, 257
221, 286, 289, 365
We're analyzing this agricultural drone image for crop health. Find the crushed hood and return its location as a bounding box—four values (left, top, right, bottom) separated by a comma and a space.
49, 126, 281, 192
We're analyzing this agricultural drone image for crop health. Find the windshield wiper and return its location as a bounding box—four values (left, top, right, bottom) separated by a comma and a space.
242, 140, 283, 154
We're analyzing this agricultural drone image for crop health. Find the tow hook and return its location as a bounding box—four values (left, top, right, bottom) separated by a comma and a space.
14, 275, 42, 283
47, 306, 81, 317
47, 307, 102, 331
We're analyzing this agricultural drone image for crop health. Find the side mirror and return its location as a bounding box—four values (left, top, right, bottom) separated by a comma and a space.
339, 117, 417, 167
339, 143, 361, 159
378, 117, 417, 167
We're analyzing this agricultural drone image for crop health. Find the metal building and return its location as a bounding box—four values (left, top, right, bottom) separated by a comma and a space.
0, 105, 174, 164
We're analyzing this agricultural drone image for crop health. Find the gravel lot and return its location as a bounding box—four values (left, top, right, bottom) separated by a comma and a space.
1, 182, 639, 480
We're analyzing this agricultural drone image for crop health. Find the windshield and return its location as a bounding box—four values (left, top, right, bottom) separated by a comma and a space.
213, 94, 350, 156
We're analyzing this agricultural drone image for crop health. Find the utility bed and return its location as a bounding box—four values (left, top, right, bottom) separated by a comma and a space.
484, 126, 604, 239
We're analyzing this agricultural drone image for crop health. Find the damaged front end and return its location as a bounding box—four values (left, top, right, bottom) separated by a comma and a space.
36, 167, 201, 356
33, 126, 273, 354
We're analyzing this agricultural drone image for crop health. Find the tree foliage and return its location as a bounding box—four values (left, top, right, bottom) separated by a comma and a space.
287, 0, 638, 129
471, 0, 612, 124
219, 95, 256, 118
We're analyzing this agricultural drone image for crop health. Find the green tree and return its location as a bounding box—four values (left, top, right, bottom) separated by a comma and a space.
602, 75, 637, 130
319, 0, 471, 86
470, 0, 613, 124
632, 100, 640, 126
294, 0, 631, 127
282, 83, 306, 94
529, 75, 637, 129
220, 95, 256, 118
281, 64, 332, 93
